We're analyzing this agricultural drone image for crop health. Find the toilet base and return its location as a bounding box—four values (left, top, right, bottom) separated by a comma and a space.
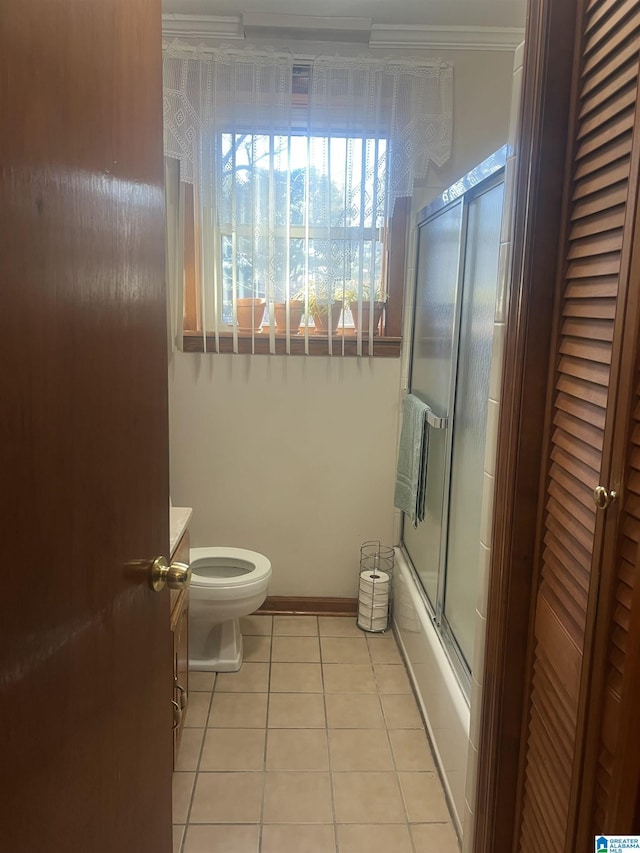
189, 617, 244, 672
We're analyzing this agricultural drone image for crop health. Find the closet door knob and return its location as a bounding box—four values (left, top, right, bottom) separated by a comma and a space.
593, 485, 617, 510
150, 556, 192, 592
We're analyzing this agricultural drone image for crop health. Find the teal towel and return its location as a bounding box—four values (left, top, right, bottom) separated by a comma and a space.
394, 393, 429, 527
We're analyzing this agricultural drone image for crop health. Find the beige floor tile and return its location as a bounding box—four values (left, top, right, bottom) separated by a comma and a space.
411, 822, 460, 852
322, 663, 376, 693
318, 616, 362, 637
336, 824, 413, 853
173, 824, 185, 853
200, 728, 266, 771
380, 694, 424, 729
175, 728, 205, 772
373, 664, 412, 693
263, 772, 333, 823
325, 693, 385, 728
271, 635, 320, 663
398, 772, 451, 822
240, 614, 273, 636
172, 772, 195, 823
189, 772, 264, 823
266, 728, 329, 770
261, 824, 336, 853
328, 729, 394, 771
209, 692, 268, 728
268, 692, 326, 728
184, 692, 211, 727
270, 662, 323, 693
367, 636, 403, 664
183, 824, 260, 853
215, 662, 270, 693
332, 772, 406, 823
273, 615, 318, 636
243, 635, 271, 662
320, 637, 370, 664
188, 671, 216, 692
389, 729, 435, 771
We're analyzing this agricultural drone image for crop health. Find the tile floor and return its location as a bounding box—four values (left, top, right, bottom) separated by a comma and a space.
173, 614, 460, 853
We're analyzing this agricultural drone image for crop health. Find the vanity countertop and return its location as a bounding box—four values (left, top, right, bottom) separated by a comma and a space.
170, 506, 192, 557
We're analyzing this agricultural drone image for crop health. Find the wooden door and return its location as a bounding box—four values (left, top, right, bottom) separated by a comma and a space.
0, 2, 171, 851
514, 1, 640, 850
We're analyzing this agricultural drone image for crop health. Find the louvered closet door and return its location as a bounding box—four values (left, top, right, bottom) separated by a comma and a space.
583, 368, 640, 838
517, 2, 640, 851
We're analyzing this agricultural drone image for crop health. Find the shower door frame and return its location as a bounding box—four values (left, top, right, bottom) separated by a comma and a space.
402, 148, 508, 695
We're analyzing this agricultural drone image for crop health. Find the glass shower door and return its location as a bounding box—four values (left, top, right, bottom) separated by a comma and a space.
442, 180, 504, 667
403, 199, 463, 609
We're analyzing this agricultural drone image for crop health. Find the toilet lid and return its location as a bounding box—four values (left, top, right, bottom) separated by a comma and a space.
189, 547, 271, 588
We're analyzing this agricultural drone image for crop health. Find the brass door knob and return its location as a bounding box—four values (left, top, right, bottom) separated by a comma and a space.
593, 485, 617, 510
150, 556, 192, 592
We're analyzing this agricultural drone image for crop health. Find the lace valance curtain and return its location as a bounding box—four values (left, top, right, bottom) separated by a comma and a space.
163, 44, 453, 354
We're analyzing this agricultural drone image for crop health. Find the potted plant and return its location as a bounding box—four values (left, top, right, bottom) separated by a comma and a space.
236, 283, 266, 334
308, 285, 343, 335
273, 290, 305, 335
345, 284, 386, 336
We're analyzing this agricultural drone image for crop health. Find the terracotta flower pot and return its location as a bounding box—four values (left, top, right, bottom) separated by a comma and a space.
236, 298, 266, 333
311, 300, 343, 335
274, 300, 305, 334
349, 300, 385, 336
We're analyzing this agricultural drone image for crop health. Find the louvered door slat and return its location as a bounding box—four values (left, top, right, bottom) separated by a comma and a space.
517, 1, 640, 848
567, 229, 624, 257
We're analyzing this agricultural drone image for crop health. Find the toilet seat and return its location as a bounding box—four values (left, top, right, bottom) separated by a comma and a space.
190, 547, 271, 600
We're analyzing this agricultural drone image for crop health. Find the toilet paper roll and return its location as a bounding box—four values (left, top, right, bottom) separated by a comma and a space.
358, 568, 390, 632
358, 589, 389, 607
359, 569, 390, 591
358, 600, 389, 616
357, 613, 388, 631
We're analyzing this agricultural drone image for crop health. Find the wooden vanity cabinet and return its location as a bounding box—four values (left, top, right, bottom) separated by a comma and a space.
170, 529, 189, 766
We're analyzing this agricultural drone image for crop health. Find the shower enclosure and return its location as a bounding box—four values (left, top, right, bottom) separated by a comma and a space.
404, 148, 505, 682
393, 148, 506, 826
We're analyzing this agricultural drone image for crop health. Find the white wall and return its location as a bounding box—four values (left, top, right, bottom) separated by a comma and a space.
169, 352, 401, 597
167, 42, 515, 600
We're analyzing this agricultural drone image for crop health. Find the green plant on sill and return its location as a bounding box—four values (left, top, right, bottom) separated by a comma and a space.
306, 285, 345, 317
343, 283, 386, 305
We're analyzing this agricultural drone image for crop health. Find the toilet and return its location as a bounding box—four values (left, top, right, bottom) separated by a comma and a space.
188, 547, 272, 672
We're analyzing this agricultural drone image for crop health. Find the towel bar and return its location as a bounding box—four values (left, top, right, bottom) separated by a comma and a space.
426, 410, 448, 429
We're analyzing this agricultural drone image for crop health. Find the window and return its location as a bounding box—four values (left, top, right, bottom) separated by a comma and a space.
163, 47, 452, 356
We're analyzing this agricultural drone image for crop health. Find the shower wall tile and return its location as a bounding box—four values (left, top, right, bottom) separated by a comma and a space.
489, 324, 505, 403
472, 614, 487, 688
514, 40, 525, 70
462, 798, 475, 853
464, 742, 479, 808
470, 674, 483, 748
483, 399, 500, 478
500, 155, 517, 245
476, 543, 491, 619
508, 67, 524, 156
495, 241, 511, 325
479, 472, 495, 549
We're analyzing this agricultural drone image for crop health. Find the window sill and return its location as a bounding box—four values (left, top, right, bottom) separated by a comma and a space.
182, 330, 401, 357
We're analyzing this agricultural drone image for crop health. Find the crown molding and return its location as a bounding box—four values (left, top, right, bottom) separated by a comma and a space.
162, 14, 525, 52
369, 25, 525, 50
162, 14, 244, 44
242, 12, 372, 43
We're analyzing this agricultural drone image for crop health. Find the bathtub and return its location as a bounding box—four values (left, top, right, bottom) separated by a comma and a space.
392, 548, 470, 835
